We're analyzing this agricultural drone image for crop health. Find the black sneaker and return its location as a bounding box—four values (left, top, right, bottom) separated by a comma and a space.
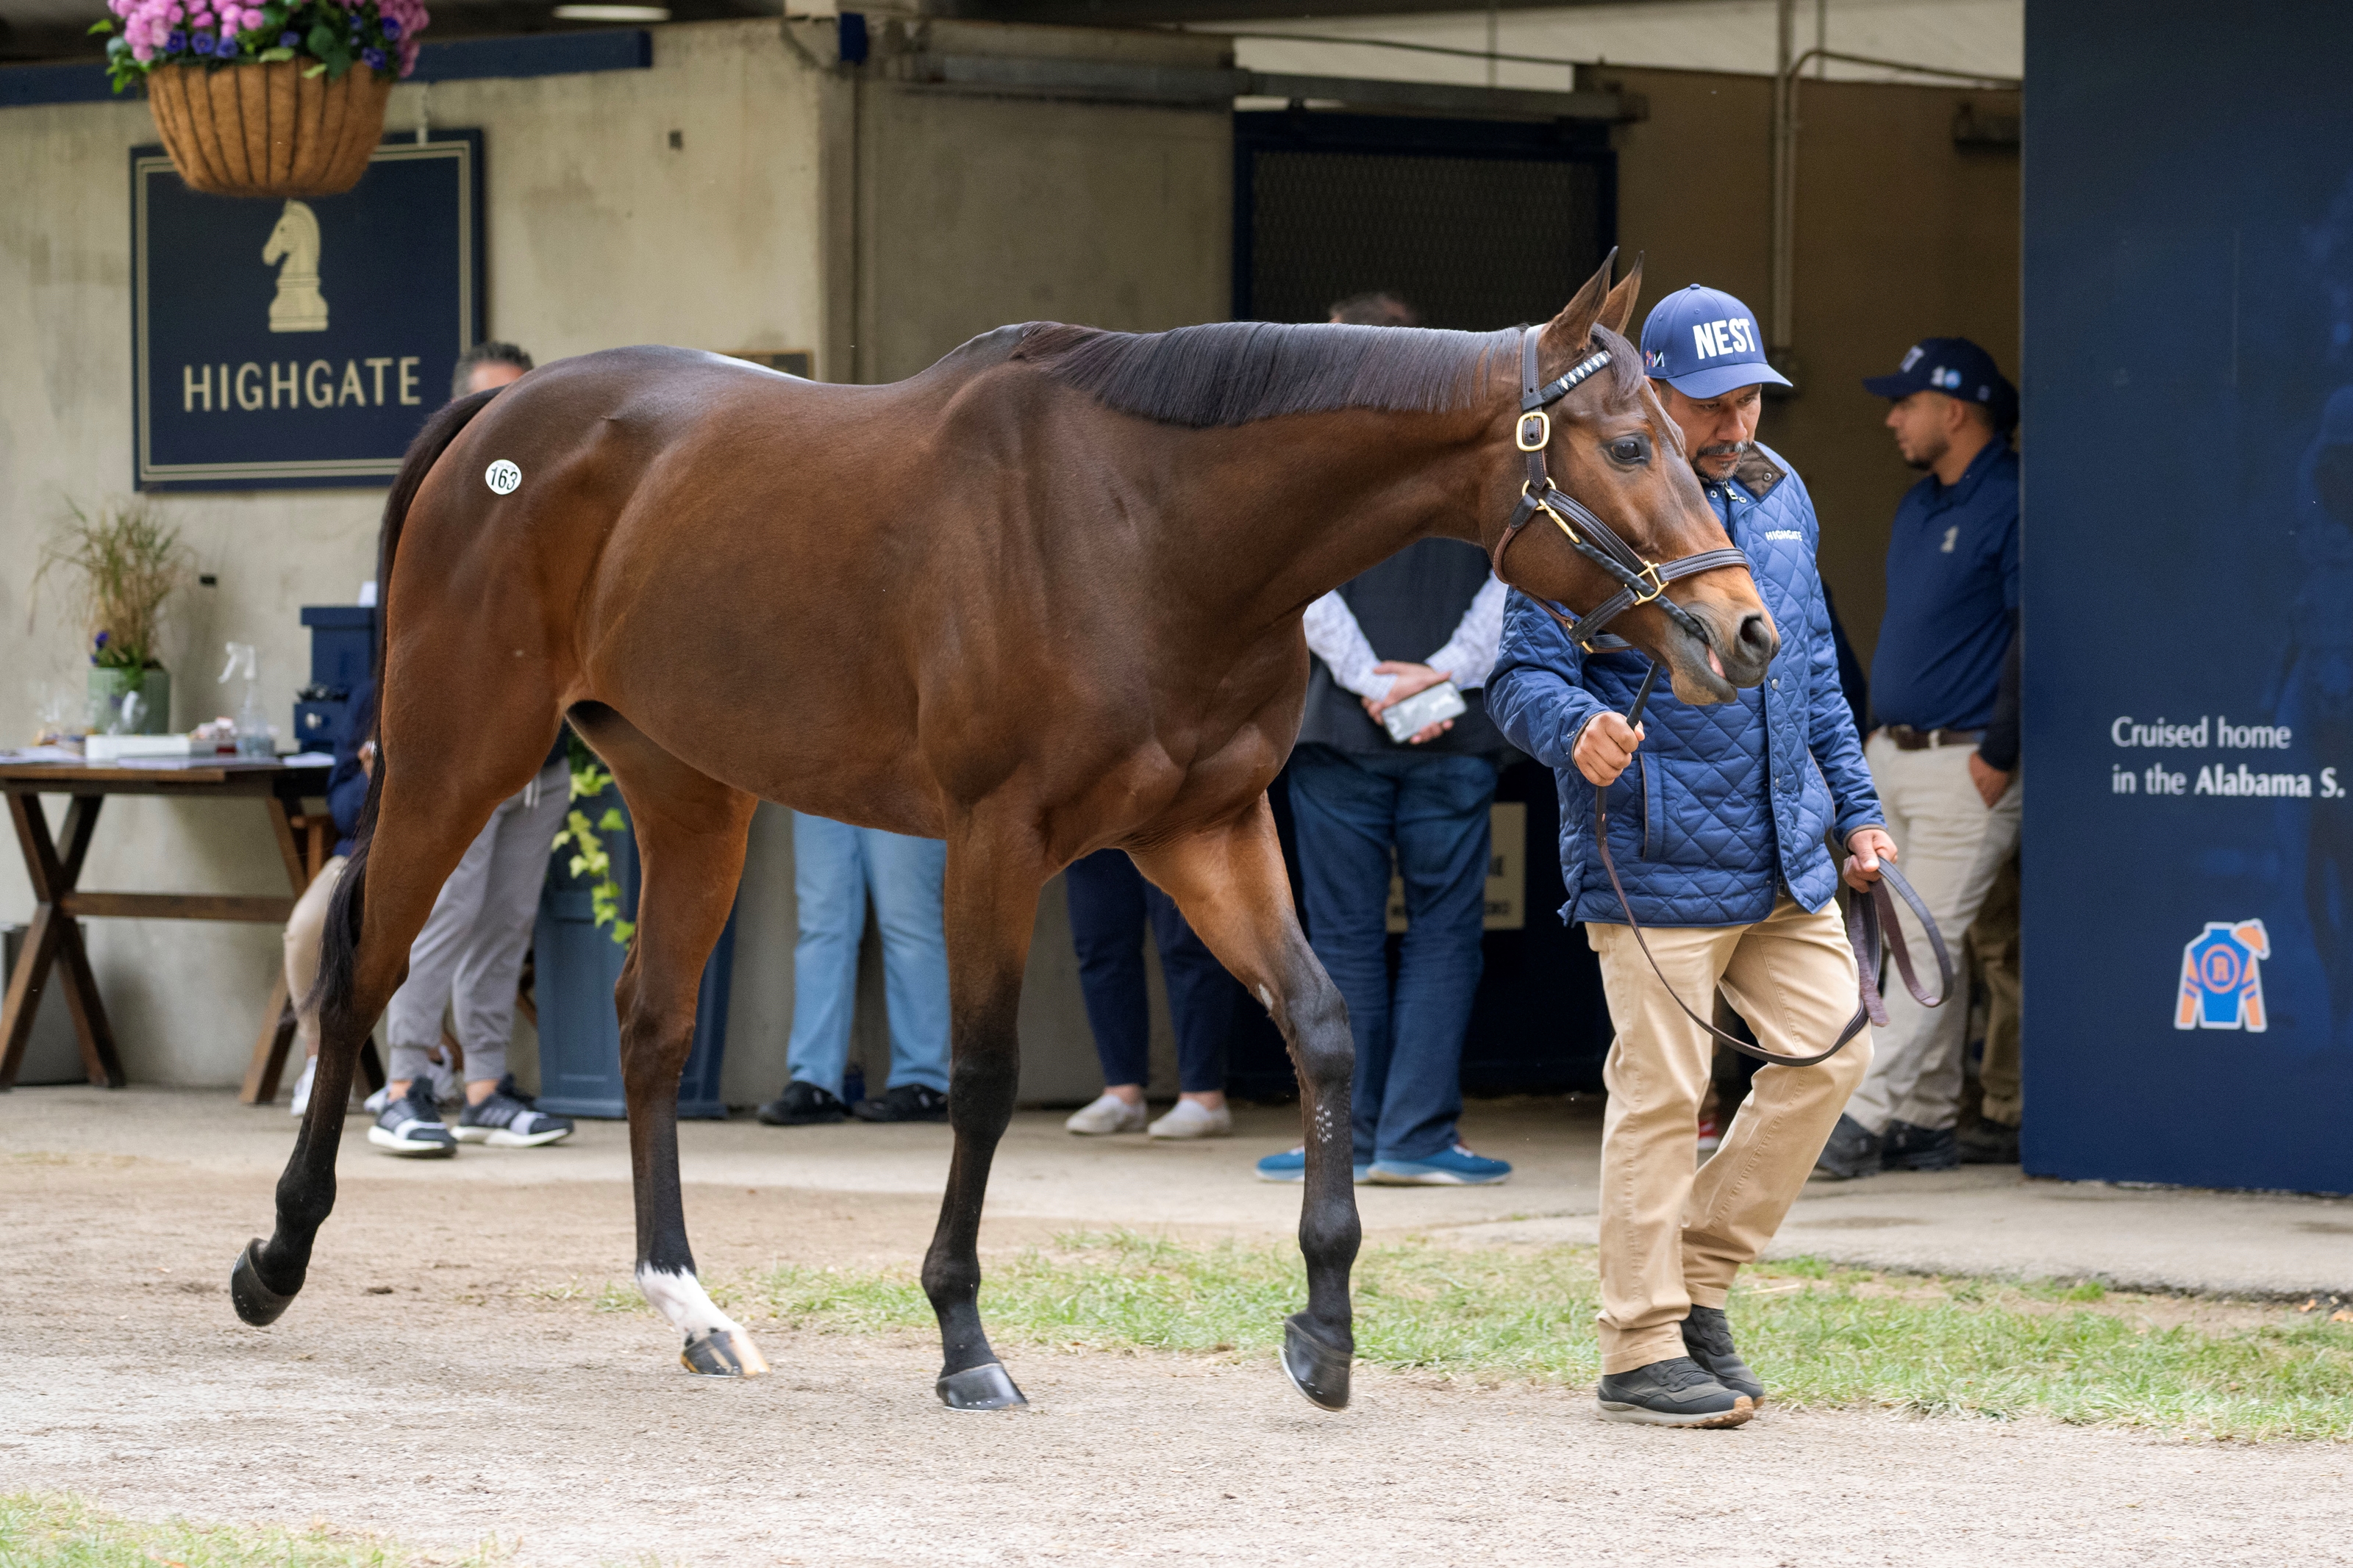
1596, 1356, 1754, 1428
1812, 1112, 1882, 1181
367, 1083, 455, 1159
1956, 1117, 2021, 1164
1680, 1305, 1765, 1404
851, 1083, 949, 1123
454, 1090, 574, 1148
755, 1081, 847, 1125
1882, 1120, 1960, 1171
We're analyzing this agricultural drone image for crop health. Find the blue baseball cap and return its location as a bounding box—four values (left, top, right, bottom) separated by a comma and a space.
1863, 337, 2018, 432
1639, 284, 1792, 398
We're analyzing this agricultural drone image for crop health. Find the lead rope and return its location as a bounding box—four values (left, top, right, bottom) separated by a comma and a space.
1593, 660, 1954, 1067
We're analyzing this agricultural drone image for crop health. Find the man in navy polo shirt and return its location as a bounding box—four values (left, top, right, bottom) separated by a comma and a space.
1815, 337, 2023, 1179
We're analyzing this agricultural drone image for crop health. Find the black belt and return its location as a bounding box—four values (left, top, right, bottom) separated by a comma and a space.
1879, 725, 1982, 752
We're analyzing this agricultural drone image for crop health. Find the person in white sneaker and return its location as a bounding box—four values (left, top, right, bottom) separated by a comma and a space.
1062, 848, 1246, 1139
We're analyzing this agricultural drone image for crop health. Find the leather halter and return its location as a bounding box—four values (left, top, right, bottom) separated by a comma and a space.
1485, 326, 1955, 1066
1487, 325, 1752, 654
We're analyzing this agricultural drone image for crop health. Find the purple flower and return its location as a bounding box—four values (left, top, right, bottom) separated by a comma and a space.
379, 15, 398, 37
214, 30, 238, 52
165, 27, 185, 48
360, 43, 385, 67
279, 27, 298, 43
95, 631, 110, 648
190, 29, 212, 49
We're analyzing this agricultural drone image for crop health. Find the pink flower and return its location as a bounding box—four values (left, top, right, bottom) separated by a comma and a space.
242, 8, 263, 28
132, 39, 154, 58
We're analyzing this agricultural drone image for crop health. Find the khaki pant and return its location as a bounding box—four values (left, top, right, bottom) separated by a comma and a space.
1968, 850, 2022, 1127
1588, 896, 1871, 1373
281, 853, 349, 1060
1846, 737, 2022, 1136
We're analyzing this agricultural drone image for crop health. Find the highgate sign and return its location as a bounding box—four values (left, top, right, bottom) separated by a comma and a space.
129, 131, 482, 490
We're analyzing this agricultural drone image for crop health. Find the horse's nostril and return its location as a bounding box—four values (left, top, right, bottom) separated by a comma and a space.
1737, 612, 1777, 662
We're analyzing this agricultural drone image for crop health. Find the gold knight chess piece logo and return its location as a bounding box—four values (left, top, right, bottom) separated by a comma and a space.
263, 199, 328, 334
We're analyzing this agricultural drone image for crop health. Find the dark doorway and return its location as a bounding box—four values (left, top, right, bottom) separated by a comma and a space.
1221, 112, 1620, 1103
1233, 111, 1615, 330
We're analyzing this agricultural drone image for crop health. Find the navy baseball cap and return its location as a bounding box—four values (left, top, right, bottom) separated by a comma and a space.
1863, 337, 2018, 431
1639, 284, 1792, 398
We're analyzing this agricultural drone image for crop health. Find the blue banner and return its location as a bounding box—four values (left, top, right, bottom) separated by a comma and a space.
130, 131, 482, 490
2024, 0, 2353, 1193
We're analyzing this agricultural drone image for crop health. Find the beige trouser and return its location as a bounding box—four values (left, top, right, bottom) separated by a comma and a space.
1846, 737, 2023, 1136
1968, 850, 2023, 1127
281, 853, 349, 1059
1588, 895, 1871, 1373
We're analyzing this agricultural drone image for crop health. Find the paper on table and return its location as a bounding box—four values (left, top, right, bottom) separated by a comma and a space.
0, 745, 87, 765
283, 752, 336, 767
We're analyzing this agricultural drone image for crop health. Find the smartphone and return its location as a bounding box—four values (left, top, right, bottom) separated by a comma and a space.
1380, 680, 1468, 743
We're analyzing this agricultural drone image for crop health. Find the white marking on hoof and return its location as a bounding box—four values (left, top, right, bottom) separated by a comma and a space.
637, 1266, 741, 1339
1257, 984, 1274, 1012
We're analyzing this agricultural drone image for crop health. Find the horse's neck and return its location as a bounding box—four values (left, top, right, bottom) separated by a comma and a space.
1168, 407, 1500, 626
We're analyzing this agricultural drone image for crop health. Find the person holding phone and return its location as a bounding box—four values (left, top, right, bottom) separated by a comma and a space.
1252, 293, 1515, 1189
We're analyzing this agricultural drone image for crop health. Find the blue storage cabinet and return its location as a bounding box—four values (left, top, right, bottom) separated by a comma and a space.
294, 605, 378, 751
532, 784, 736, 1120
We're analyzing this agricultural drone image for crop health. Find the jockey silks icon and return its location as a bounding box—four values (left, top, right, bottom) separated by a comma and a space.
2174, 919, 2271, 1031
263, 200, 329, 334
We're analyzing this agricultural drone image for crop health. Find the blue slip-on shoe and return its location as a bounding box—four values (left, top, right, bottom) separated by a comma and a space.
1367, 1144, 1513, 1186
1254, 1145, 1373, 1184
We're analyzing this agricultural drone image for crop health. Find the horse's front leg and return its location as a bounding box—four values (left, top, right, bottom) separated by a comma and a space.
921, 812, 1046, 1411
1132, 795, 1361, 1410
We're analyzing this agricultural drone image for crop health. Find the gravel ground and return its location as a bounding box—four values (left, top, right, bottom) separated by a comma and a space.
4, 1155, 2351, 1567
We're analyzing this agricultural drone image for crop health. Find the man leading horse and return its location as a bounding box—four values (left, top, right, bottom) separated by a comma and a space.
1489, 284, 1901, 1428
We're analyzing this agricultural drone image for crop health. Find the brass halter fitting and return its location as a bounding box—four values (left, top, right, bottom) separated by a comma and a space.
1515, 411, 1552, 452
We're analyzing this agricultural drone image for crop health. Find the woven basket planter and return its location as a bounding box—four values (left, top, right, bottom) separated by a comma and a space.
145, 60, 390, 198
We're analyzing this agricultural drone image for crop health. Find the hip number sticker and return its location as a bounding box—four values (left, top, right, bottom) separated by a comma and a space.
485, 459, 522, 495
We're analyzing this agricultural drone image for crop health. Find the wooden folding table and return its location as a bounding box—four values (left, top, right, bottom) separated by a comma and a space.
0, 759, 382, 1100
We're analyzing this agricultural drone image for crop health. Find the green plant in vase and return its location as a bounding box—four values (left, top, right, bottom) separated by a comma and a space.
37, 498, 190, 737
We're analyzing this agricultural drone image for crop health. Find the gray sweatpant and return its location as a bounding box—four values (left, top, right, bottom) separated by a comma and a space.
385, 760, 571, 1089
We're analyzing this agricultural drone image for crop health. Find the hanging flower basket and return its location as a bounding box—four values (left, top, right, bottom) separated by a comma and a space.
92, 0, 427, 199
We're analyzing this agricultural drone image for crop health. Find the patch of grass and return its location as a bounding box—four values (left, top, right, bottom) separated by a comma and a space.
709, 1231, 2353, 1442
0, 1493, 509, 1567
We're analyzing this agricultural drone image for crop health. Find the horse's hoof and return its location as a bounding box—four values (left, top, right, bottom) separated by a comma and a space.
1282, 1313, 1352, 1411
936, 1361, 1028, 1411
680, 1328, 771, 1377
230, 1239, 296, 1328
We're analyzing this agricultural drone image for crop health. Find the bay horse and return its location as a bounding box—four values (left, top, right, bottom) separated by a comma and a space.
231, 254, 1777, 1412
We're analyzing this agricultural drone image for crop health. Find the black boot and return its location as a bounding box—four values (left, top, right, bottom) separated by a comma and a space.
1956, 1117, 2021, 1164
1882, 1120, 1959, 1171
755, 1081, 848, 1126
1812, 1112, 1881, 1180
1680, 1305, 1764, 1404
1596, 1356, 1753, 1428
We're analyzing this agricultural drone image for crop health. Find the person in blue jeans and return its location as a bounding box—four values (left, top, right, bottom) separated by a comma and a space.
1060, 848, 1246, 1139
756, 813, 952, 1125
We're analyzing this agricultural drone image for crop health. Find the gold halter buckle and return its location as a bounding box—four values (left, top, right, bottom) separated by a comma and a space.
1627, 562, 1671, 605
1515, 411, 1552, 452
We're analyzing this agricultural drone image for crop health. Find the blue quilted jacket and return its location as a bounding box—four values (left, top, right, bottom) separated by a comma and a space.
1486, 443, 1882, 927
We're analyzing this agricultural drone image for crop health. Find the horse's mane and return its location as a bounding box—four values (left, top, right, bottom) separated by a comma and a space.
1015, 319, 1638, 430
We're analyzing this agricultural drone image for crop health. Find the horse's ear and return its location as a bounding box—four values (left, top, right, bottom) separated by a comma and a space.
1539, 248, 1618, 357
1599, 253, 1643, 337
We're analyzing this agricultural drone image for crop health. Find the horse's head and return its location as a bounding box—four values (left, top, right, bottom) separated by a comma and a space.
1487, 254, 1777, 704
262, 200, 318, 271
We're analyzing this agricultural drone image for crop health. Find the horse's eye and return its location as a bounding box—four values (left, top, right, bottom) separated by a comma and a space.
1607, 436, 1649, 465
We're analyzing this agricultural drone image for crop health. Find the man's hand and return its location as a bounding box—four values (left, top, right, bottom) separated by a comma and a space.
1843, 827, 1898, 891
1968, 750, 2013, 809
358, 740, 377, 780
1362, 660, 1454, 746
1573, 711, 1645, 786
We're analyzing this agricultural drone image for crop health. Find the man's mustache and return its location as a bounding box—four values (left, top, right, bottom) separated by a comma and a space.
1696, 440, 1749, 460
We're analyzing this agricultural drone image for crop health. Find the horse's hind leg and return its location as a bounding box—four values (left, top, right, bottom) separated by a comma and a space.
572, 709, 765, 1375
232, 722, 551, 1324
921, 809, 1048, 1411
1131, 796, 1360, 1410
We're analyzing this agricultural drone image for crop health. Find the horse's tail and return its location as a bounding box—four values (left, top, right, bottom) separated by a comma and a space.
304, 389, 499, 1036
